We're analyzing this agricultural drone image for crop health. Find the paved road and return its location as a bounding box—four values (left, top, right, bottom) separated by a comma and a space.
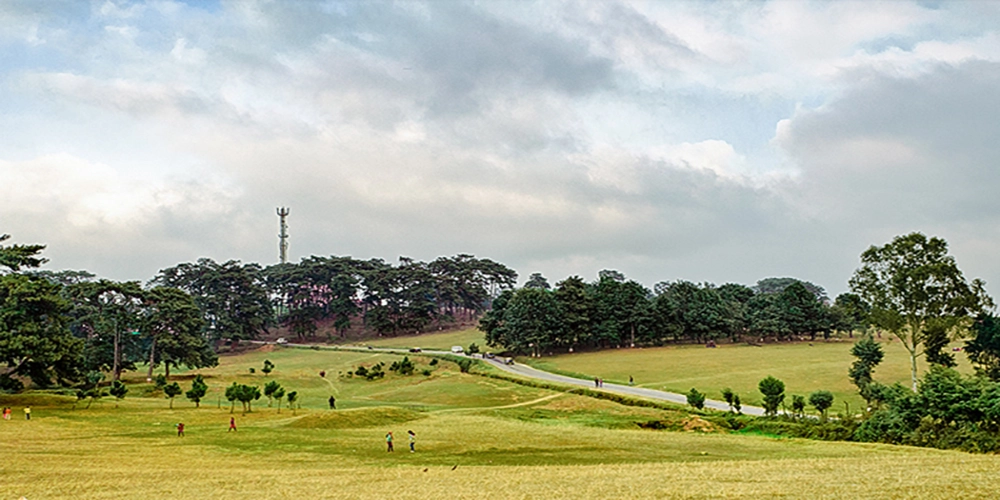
264, 341, 766, 417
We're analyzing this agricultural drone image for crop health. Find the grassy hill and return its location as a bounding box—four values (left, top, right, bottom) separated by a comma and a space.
0, 341, 994, 499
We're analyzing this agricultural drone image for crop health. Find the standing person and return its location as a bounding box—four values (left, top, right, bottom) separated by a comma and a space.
629, 376, 634, 386
408, 430, 416, 453
176, 422, 185, 437
24, 406, 30, 420
229, 417, 237, 432
594, 377, 599, 388
385, 431, 394, 452
3, 407, 9, 420
329, 396, 336, 409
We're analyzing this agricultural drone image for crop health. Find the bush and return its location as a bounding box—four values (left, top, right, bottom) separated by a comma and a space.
456, 358, 473, 373
467, 343, 480, 355
154, 374, 167, 389
422, 370, 431, 376
0, 375, 24, 393
429, 359, 438, 366
686, 388, 705, 410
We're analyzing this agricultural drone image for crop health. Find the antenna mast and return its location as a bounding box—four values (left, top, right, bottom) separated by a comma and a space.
277, 207, 290, 264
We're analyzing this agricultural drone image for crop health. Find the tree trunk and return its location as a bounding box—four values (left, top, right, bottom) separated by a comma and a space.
113, 328, 121, 381
146, 336, 157, 381
165, 362, 170, 379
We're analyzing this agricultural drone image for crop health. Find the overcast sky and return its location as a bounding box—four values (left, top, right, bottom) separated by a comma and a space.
3, 0, 1000, 296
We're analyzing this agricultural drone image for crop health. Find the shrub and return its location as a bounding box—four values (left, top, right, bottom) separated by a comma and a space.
422, 370, 431, 376
791, 395, 806, 418
686, 388, 705, 410
467, 343, 480, 355
154, 374, 167, 389
429, 359, 438, 366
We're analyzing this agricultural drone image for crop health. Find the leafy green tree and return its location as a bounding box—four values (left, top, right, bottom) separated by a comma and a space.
264, 380, 281, 407
109, 379, 128, 408
466, 343, 480, 355
732, 394, 742, 414
686, 388, 705, 409
273, 386, 285, 413
185, 375, 208, 408
849, 233, 993, 390
262, 359, 274, 376
524, 273, 551, 290
554, 276, 592, 348
849, 333, 885, 408
225, 382, 239, 413
286, 391, 298, 415
779, 281, 832, 340
0, 273, 82, 388
758, 376, 785, 417
82, 371, 105, 409
142, 286, 216, 380
809, 390, 834, 420
923, 321, 957, 368
164, 382, 182, 408
153, 259, 273, 342
482, 287, 562, 356
64, 279, 145, 381
754, 277, 827, 299
967, 314, 1000, 381
0, 234, 47, 271
721, 387, 736, 413
832, 293, 870, 337
791, 395, 806, 418
236, 384, 261, 415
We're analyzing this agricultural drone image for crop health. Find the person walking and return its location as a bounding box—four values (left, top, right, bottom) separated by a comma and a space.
229, 417, 237, 432
328, 396, 336, 409
176, 422, 185, 437
386, 431, 394, 452
408, 430, 416, 453
23, 406, 31, 420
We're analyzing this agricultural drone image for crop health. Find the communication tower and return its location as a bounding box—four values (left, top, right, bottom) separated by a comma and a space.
277, 207, 290, 264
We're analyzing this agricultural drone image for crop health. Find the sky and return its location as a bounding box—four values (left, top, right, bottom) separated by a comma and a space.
2, 0, 1000, 296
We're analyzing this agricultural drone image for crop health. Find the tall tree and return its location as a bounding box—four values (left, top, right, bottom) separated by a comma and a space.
849, 333, 885, 408
65, 280, 145, 380
754, 277, 827, 299
0, 234, 48, 272
153, 259, 272, 342
143, 286, 216, 380
524, 273, 551, 290
0, 274, 82, 388
849, 233, 993, 390
554, 276, 592, 348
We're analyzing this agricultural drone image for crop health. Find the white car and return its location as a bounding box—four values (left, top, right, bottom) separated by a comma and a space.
451, 345, 464, 354
275, 338, 288, 345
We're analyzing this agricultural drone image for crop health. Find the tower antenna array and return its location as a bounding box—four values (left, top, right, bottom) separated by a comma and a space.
277, 207, 290, 264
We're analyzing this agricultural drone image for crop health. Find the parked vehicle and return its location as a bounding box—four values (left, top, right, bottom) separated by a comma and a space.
409, 348, 422, 353
275, 338, 288, 345
451, 345, 464, 354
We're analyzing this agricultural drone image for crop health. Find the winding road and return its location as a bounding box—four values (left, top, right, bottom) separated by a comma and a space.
266, 341, 767, 417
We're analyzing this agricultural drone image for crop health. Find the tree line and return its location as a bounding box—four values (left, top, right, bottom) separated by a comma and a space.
0, 233, 516, 390
480, 272, 867, 357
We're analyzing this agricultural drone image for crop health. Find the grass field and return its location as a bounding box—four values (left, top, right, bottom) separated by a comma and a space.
523, 337, 973, 413
1, 341, 995, 498
363, 327, 486, 351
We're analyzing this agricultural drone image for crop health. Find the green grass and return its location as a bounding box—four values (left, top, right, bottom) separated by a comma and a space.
363, 326, 486, 351
522, 338, 973, 413
1, 342, 995, 499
